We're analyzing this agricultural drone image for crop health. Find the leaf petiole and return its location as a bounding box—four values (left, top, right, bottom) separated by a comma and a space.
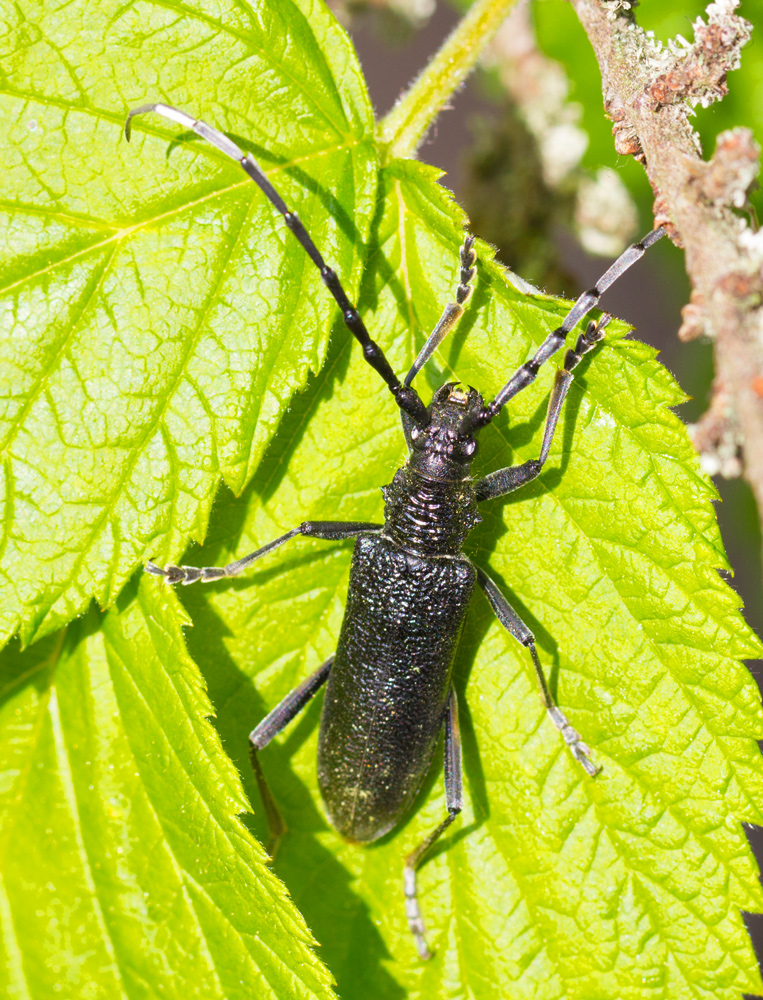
378, 0, 521, 160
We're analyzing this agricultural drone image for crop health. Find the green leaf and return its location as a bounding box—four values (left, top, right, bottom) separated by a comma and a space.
0, 581, 336, 999
3, 1, 763, 998
176, 158, 763, 999
0, 0, 377, 645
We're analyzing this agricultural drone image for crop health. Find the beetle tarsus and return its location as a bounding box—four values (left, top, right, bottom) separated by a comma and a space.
144, 562, 227, 585
404, 232, 479, 390
250, 746, 289, 859
547, 706, 602, 777
404, 864, 433, 960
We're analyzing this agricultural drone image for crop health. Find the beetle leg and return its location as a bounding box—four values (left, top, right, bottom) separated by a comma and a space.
404, 683, 463, 961
476, 567, 601, 778
145, 520, 382, 585
402, 234, 478, 449
475, 314, 613, 501
249, 656, 333, 856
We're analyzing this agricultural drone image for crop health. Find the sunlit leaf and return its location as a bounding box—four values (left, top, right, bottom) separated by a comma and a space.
0, 0, 376, 645
2, 1, 762, 999
0, 583, 336, 999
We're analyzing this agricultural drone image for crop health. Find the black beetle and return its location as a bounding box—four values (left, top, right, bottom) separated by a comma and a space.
127, 101, 664, 959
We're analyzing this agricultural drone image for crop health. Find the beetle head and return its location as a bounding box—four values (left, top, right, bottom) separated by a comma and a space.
408, 382, 485, 480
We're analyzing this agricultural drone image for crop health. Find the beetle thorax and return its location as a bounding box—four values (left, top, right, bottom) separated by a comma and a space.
382, 466, 481, 555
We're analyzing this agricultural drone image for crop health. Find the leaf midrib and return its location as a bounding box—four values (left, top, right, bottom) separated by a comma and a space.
49, 689, 131, 997
0, 132, 363, 299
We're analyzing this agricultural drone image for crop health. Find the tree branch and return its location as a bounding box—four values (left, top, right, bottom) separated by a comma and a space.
568, 0, 763, 524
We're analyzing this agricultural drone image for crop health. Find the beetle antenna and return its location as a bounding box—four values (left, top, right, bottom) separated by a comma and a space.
124, 103, 429, 426
404, 234, 477, 387
460, 226, 666, 436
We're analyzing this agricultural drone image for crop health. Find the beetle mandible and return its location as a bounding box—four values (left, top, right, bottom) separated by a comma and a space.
126, 102, 665, 960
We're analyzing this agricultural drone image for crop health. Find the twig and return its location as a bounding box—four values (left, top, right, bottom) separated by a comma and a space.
568, 0, 763, 522
379, 0, 520, 158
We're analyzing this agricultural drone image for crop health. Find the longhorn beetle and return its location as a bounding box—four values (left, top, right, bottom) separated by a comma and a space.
126, 102, 665, 960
